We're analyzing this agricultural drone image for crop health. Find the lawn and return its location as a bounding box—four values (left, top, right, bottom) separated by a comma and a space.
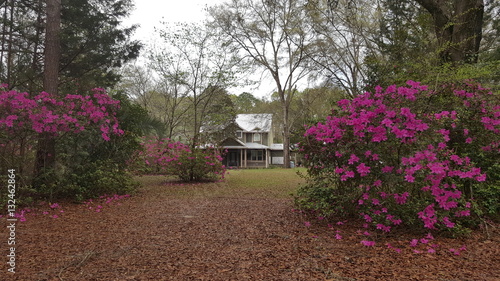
136, 167, 307, 199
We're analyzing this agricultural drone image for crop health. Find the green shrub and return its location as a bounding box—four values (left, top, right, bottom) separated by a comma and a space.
297, 81, 500, 235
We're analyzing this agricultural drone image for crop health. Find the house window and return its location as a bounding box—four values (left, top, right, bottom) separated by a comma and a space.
253, 133, 261, 142
250, 150, 263, 161
236, 131, 242, 138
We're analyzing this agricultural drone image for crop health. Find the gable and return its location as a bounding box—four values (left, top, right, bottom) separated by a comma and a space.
221, 138, 245, 147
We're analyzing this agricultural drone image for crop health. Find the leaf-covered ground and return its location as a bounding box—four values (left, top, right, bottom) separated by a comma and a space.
1, 169, 499, 280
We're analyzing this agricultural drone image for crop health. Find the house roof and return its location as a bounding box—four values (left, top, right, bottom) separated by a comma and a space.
244, 142, 269, 149
269, 143, 284, 150
236, 114, 273, 132
221, 138, 270, 149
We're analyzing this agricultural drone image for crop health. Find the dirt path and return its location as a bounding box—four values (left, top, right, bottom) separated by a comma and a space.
1, 176, 499, 280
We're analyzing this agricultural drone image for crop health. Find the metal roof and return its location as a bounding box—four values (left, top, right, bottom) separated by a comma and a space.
235, 114, 273, 132
269, 144, 284, 150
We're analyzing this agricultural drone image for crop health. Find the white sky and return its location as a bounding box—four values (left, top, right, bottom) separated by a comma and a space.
122, 0, 297, 98
124, 0, 223, 44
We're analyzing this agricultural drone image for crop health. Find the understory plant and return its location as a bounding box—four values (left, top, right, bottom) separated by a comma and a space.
131, 138, 226, 182
0, 86, 140, 203
297, 81, 500, 236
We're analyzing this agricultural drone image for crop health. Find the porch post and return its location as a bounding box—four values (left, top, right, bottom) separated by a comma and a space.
265, 149, 269, 168
243, 149, 247, 168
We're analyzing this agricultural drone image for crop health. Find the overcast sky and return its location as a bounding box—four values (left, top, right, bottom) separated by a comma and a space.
124, 0, 223, 43
122, 0, 290, 98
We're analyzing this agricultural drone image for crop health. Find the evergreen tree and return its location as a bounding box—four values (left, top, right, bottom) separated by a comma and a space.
0, 0, 141, 92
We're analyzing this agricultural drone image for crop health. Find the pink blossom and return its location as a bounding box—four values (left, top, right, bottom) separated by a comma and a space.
455, 210, 470, 217
442, 217, 455, 228
476, 174, 486, 182
405, 174, 415, 182
361, 240, 376, 247
340, 171, 355, 181
376, 224, 391, 232
356, 163, 371, 176
394, 192, 409, 204
50, 203, 60, 209
348, 154, 360, 164
381, 166, 394, 173
410, 239, 419, 247
363, 214, 372, 222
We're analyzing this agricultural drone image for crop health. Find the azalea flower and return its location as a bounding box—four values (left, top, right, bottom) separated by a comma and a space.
361, 240, 375, 246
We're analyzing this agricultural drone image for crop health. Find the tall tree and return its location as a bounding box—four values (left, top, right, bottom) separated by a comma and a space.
0, 0, 45, 91
305, 0, 379, 96
480, 0, 500, 61
147, 49, 193, 140
198, 85, 237, 145
363, 0, 437, 88
43, 0, 60, 95
33, 0, 61, 186
154, 22, 239, 144
231, 92, 263, 114
59, 0, 141, 92
415, 0, 484, 64
116, 64, 155, 109
0, 0, 141, 92
209, 0, 313, 168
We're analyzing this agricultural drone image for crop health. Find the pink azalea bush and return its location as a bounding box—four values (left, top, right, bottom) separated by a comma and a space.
297, 81, 500, 234
0, 86, 123, 139
0, 85, 138, 202
130, 138, 226, 182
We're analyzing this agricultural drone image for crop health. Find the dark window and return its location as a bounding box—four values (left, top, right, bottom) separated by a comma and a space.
250, 150, 263, 161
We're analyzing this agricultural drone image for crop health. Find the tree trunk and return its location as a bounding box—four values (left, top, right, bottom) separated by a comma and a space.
33, 0, 61, 187
282, 98, 291, 169
415, 0, 484, 64
43, 0, 61, 94
30, 0, 44, 92
6, 0, 14, 86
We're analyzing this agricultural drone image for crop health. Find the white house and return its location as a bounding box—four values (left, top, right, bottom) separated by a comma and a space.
220, 114, 284, 168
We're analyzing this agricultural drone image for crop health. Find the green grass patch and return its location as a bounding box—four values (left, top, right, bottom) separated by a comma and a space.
224, 168, 306, 198
134, 168, 306, 199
